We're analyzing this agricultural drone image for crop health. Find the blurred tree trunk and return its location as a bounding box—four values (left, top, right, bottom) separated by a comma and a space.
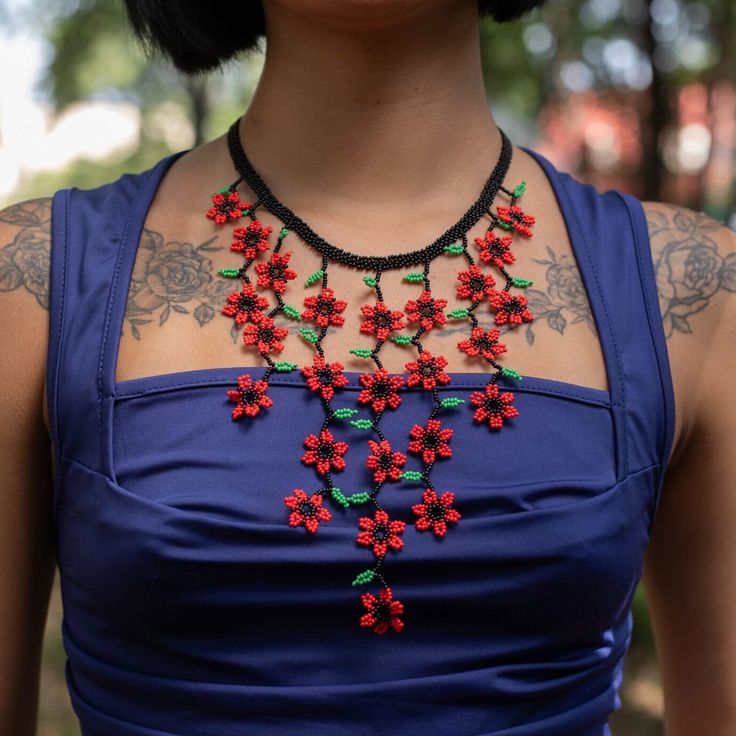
702, 0, 736, 221
186, 76, 209, 147
641, 0, 669, 202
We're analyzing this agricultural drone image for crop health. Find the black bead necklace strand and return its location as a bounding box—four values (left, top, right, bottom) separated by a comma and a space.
209, 115, 536, 635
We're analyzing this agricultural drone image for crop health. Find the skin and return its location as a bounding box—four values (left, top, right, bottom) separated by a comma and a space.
0, 0, 734, 732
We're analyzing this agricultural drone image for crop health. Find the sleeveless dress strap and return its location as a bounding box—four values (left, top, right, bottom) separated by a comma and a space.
47, 154, 184, 488
522, 147, 676, 532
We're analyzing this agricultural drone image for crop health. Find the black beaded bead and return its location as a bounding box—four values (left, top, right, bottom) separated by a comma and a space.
226, 116, 513, 271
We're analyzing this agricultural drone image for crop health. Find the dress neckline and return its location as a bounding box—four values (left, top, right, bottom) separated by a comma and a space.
98, 143, 616, 406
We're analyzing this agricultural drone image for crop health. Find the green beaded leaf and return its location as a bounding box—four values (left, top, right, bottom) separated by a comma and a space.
273, 361, 298, 372
510, 277, 533, 288
444, 243, 465, 254
350, 419, 374, 430
240, 208, 251, 217
348, 492, 371, 505
349, 348, 373, 358
363, 276, 377, 288
447, 308, 470, 319
402, 272, 425, 283
216, 187, 230, 194
333, 407, 359, 419
217, 267, 241, 278
279, 227, 289, 238
352, 569, 376, 586
300, 328, 320, 344
497, 219, 514, 231
304, 270, 325, 287
390, 335, 413, 345
282, 304, 302, 320
440, 397, 466, 408
513, 180, 527, 198
331, 487, 350, 508
500, 367, 522, 380
401, 470, 423, 481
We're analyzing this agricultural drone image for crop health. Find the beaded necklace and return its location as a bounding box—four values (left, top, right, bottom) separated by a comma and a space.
208, 116, 536, 635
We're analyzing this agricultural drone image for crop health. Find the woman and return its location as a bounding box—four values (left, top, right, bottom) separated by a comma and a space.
1, 0, 734, 733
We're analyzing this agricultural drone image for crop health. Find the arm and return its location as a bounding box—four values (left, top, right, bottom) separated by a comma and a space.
0, 198, 57, 734
641, 202, 736, 734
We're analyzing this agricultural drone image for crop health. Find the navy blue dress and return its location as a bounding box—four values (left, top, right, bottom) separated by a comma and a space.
46, 145, 675, 735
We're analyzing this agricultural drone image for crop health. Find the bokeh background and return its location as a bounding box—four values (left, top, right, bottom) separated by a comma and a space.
1, 0, 734, 733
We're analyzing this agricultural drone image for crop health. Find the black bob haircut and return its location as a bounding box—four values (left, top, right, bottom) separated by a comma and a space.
123, 1, 549, 77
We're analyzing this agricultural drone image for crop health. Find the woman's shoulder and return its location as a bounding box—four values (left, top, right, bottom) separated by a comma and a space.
0, 196, 54, 434
639, 200, 736, 462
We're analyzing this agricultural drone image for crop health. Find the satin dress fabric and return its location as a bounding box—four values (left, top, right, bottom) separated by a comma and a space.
46, 144, 675, 735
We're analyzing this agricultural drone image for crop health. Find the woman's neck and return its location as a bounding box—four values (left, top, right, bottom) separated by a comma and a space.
237, 0, 503, 221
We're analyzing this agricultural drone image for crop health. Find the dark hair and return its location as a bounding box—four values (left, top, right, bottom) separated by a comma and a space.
122, 1, 548, 77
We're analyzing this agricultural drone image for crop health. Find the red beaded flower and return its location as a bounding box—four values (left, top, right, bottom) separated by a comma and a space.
474, 231, 515, 269
222, 282, 269, 325
496, 204, 536, 238
407, 418, 453, 464
301, 429, 349, 476
284, 489, 332, 534
226, 373, 273, 419
242, 315, 289, 354
356, 509, 406, 557
488, 289, 534, 326
404, 290, 448, 332
365, 439, 407, 484
360, 586, 405, 635
254, 251, 297, 293
357, 368, 405, 412
360, 301, 406, 341
456, 265, 496, 302
470, 382, 519, 429
230, 219, 272, 260
301, 355, 349, 401
207, 189, 250, 225
457, 326, 507, 361
412, 488, 462, 538
301, 287, 348, 328
404, 351, 451, 391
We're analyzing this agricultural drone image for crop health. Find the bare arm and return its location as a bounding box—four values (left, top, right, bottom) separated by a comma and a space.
641, 202, 736, 734
0, 198, 57, 734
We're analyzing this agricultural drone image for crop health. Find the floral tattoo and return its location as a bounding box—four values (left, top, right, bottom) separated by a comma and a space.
0, 198, 52, 309
644, 203, 736, 338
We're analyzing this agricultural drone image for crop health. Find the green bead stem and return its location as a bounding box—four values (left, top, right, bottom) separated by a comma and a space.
444, 244, 465, 254
331, 487, 350, 508
273, 361, 298, 372
349, 348, 373, 358
352, 569, 376, 586
350, 419, 374, 430
282, 304, 302, 320
500, 367, 522, 380
333, 408, 358, 419
304, 270, 324, 287
510, 277, 533, 288
300, 328, 320, 343
402, 272, 425, 283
